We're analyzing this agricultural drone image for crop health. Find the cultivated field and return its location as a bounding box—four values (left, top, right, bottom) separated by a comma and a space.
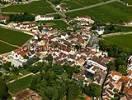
2, 0, 55, 15
0, 27, 32, 54
0, 27, 32, 45
61, 0, 108, 10
102, 33, 132, 52
0, 42, 17, 54
8, 75, 33, 94
66, 2, 132, 23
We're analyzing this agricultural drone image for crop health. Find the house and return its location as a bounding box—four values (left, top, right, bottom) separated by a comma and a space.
85, 96, 92, 100
85, 60, 107, 74
13, 88, 42, 100
95, 27, 105, 35
84, 60, 107, 85
35, 15, 54, 21
103, 71, 122, 100
56, 4, 68, 12
74, 16, 94, 24
103, 71, 132, 100
0, 15, 9, 23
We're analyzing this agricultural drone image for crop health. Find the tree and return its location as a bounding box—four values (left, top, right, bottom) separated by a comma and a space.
46, 54, 53, 64
9, 13, 35, 22
66, 81, 81, 100
107, 61, 116, 71
0, 78, 9, 100
84, 83, 102, 97
63, 64, 76, 79
29, 62, 83, 100
118, 65, 127, 75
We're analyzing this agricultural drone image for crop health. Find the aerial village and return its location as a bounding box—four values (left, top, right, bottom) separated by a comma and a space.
0, 14, 131, 100
0, 0, 132, 100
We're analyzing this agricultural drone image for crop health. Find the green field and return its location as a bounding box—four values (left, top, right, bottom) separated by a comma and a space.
2, 0, 55, 15
61, 0, 108, 10
37, 20, 68, 30
66, 2, 132, 23
102, 33, 132, 52
8, 75, 33, 94
0, 42, 17, 54
0, 27, 32, 54
0, 27, 32, 45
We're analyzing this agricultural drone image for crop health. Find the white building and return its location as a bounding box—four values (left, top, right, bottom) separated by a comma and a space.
85, 60, 107, 74
74, 16, 94, 24
128, 56, 132, 71
8, 51, 27, 67
35, 15, 54, 21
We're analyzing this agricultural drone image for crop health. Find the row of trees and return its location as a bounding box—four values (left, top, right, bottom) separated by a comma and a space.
0, 77, 9, 100
99, 40, 129, 75
92, 22, 132, 35
8, 13, 35, 22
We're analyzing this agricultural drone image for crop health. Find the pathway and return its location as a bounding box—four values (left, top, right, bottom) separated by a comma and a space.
0, 24, 34, 36
46, 0, 66, 18
66, 0, 119, 13
0, 39, 20, 48
102, 32, 132, 37
7, 73, 34, 84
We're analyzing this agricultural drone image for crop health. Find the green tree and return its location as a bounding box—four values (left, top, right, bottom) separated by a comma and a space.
107, 61, 116, 71
9, 13, 35, 22
66, 81, 81, 100
29, 62, 83, 100
46, 54, 53, 64
84, 83, 102, 97
118, 65, 127, 75
0, 78, 9, 100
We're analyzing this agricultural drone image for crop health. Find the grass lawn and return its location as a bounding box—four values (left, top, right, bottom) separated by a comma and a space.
8, 75, 33, 94
0, 27, 32, 46
61, 0, 108, 10
0, 41, 17, 54
102, 33, 132, 52
37, 20, 68, 30
2, 0, 55, 15
66, 2, 132, 23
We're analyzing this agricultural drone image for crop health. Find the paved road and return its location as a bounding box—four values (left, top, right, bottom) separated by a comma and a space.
46, 0, 66, 18
7, 73, 34, 84
66, 0, 120, 13
0, 24, 34, 36
46, 0, 120, 16
102, 32, 132, 37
